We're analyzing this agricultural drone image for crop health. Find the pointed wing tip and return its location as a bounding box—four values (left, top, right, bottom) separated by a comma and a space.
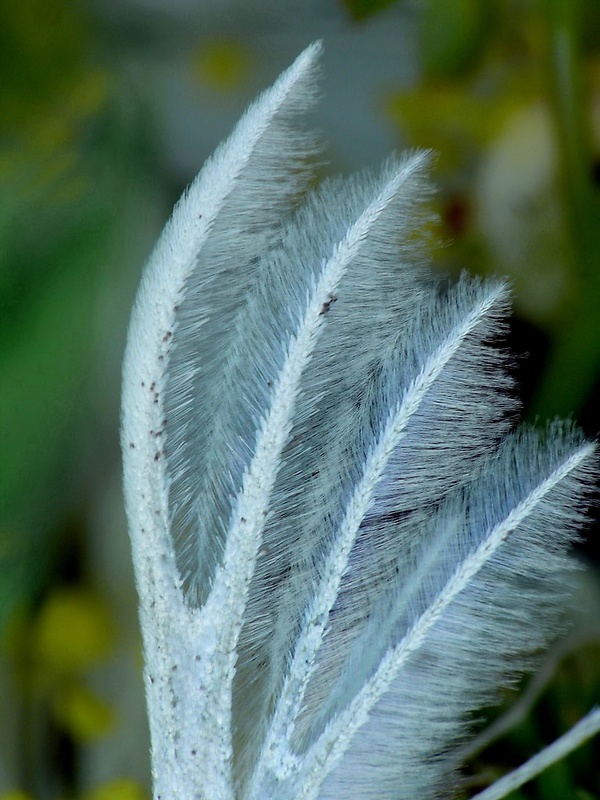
287, 40, 324, 79
412, 147, 434, 169
578, 438, 599, 468
262, 41, 323, 115
303, 39, 325, 60
386, 148, 432, 176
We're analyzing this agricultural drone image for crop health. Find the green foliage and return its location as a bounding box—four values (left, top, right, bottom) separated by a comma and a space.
0, 0, 91, 132
341, 0, 401, 22
421, 0, 489, 77
387, 0, 600, 420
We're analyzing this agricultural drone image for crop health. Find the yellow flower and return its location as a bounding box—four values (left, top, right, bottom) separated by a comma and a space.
31, 587, 115, 675
0, 792, 34, 800
192, 40, 252, 92
53, 681, 115, 741
83, 779, 148, 800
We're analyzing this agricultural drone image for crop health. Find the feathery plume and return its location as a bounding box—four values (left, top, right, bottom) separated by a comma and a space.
121, 42, 599, 800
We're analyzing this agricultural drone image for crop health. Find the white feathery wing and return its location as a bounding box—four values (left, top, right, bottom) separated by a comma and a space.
121, 42, 599, 800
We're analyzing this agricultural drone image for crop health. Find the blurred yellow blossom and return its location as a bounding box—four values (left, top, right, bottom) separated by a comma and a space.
53, 681, 115, 741
82, 778, 148, 800
31, 587, 115, 675
0, 792, 34, 800
387, 80, 533, 173
192, 40, 252, 92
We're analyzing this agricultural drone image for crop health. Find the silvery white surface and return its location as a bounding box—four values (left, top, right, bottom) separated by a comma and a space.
121, 42, 599, 800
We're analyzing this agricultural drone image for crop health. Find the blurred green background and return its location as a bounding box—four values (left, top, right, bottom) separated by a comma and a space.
1, 0, 599, 798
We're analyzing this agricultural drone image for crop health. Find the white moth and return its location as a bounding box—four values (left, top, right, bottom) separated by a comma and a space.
121, 41, 600, 800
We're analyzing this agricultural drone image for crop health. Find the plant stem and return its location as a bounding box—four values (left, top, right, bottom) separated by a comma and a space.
471, 707, 600, 800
